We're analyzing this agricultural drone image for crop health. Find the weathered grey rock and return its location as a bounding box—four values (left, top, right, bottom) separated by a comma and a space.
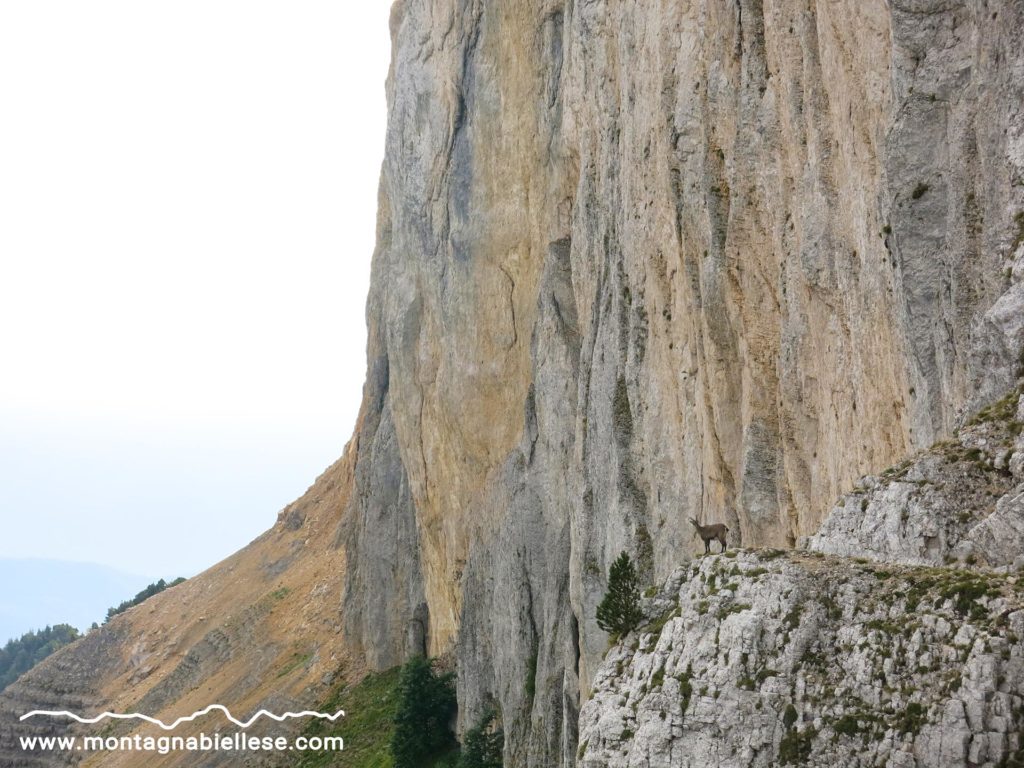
971, 247, 1024, 414
344, 3, 1024, 763
807, 389, 1024, 567
579, 551, 1024, 768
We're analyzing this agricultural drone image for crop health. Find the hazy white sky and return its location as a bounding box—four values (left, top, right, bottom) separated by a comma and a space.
0, 2, 394, 577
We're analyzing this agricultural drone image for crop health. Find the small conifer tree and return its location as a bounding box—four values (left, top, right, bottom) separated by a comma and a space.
391, 655, 457, 767
596, 551, 643, 638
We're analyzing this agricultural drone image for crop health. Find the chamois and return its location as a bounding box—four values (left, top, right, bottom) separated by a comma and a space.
690, 518, 728, 554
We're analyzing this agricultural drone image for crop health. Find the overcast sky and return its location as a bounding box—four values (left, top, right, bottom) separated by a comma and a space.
0, 2, 393, 578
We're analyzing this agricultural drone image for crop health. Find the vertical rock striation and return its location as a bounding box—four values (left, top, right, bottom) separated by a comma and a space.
346, 0, 1024, 763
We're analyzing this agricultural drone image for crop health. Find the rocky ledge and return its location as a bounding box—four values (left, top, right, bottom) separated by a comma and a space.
578, 551, 1024, 768
807, 386, 1024, 569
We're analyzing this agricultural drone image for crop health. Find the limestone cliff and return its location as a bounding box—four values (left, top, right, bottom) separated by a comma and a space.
347, 0, 1024, 764
3, 1, 1024, 766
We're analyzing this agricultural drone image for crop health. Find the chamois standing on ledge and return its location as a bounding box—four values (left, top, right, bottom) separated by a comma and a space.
690, 518, 729, 554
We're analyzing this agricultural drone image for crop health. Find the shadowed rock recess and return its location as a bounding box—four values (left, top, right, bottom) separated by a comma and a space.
3, 0, 1024, 766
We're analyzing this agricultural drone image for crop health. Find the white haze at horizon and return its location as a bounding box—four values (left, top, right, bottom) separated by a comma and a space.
0, 2, 393, 583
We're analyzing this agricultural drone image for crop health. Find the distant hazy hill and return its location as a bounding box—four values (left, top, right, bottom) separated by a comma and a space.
0, 559, 152, 643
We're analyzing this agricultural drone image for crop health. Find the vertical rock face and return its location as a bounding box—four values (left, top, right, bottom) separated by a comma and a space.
344, 0, 1024, 764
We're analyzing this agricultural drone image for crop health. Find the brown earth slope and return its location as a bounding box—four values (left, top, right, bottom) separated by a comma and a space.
0, 440, 359, 768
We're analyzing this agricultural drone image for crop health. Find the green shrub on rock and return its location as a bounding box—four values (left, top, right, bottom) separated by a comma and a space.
597, 551, 644, 639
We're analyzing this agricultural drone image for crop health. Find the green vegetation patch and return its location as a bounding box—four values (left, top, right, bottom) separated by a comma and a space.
831, 709, 884, 739
935, 577, 1000, 620
0, 624, 80, 692
276, 650, 313, 678
597, 552, 644, 639
650, 663, 666, 689
459, 711, 503, 768
718, 603, 752, 620
1013, 210, 1024, 254
294, 665, 404, 768
525, 645, 538, 699
738, 667, 777, 691
904, 576, 938, 612
779, 726, 816, 765
864, 619, 900, 635
783, 603, 803, 631
897, 702, 927, 735
292, 657, 461, 768
833, 714, 862, 737
105, 577, 186, 623
968, 384, 1023, 431
392, 657, 458, 767
677, 664, 694, 716
643, 607, 678, 638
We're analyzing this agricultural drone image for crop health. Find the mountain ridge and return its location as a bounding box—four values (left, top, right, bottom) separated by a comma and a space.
0, 559, 153, 645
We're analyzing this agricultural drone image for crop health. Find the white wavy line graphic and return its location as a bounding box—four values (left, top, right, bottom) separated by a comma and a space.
19, 704, 345, 731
